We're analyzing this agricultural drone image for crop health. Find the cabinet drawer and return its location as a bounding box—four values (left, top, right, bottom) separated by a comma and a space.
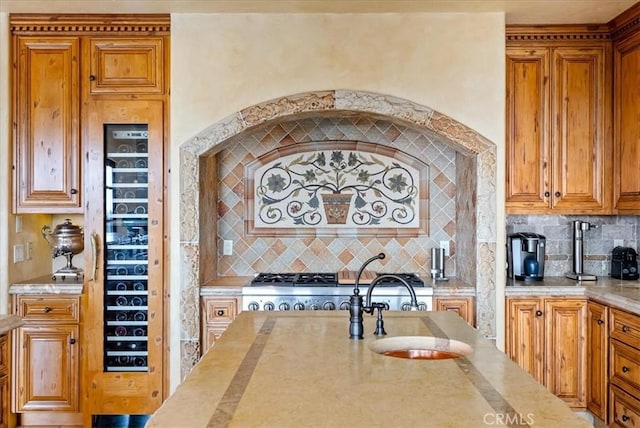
203, 298, 238, 325
611, 339, 640, 396
16, 296, 80, 323
611, 385, 640, 428
611, 308, 640, 349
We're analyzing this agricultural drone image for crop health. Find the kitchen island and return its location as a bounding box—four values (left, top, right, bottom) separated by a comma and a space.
149, 311, 589, 427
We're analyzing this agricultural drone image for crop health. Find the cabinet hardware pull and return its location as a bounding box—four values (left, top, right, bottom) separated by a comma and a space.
623, 325, 630, 333
89, 75, 96, 81
554, 191, 561, 197
70, 188, 78, 194
69, 338, 76, 344
623, 366, 630, 373
90, 233, 98, 281
597, 319, 604, 325
535, 310, 543, 317
216, 310, 225, 316
43, 307, 52, 313
544, 191, 550, 198
622, 414, 630, 422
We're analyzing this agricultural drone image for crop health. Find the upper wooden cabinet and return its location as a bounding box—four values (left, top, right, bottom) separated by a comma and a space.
506, 29, 613, 214
87, 38, 165, 94
12, 36, 82, 213
613, 30, 640, 212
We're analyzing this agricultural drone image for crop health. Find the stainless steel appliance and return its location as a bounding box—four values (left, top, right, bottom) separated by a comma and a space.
242, 272, 433, 311
507, 232, 546, 282
612, 247, 639, 280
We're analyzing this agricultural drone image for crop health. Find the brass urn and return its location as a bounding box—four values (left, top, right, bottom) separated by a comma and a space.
42, 219, 84, 279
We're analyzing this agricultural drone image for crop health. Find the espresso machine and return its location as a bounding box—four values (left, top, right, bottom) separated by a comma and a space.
507, 232, 546, 282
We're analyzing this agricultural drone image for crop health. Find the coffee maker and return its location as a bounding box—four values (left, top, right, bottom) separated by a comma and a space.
507, 232, 546, 282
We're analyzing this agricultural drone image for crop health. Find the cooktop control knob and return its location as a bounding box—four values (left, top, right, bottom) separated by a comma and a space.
339, 301, 350, 311
248, 302, 260, 311
418, 302, 428, 311
293, 302, 305, 311
278, 302, 291, 311
322, 301, 336, 311
401, 302, 412, 311
264, 302, 275, 311
309, 304, 320, 310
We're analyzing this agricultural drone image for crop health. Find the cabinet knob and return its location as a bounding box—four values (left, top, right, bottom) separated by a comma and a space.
43, 306, 52, 313
623, 366, 630, 373
70, 188, 78, 194
216, 310, 225, 316
597, 319, 604, 325
89, 75, 96, 81
623, 325, 630, 333
69, 338, 76, 344
554, 191, 561, 197
622, 415, 630, 422
535, 310, 543, 317
544, 191, 550, 198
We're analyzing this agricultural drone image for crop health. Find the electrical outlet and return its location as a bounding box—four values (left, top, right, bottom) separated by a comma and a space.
13, 244, 24, 263
614, 239, 624, 248
15, 215, 22, 233
27, 241, 33, 260
439, 240, 450, 256
223, 240, 233, 256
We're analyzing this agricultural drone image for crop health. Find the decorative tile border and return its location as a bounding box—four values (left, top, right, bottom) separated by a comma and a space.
179, 90, 498, 376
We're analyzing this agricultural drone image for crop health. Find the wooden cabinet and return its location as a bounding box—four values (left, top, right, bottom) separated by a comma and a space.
506, 30, 612, 214
433, 297, 475, 327
201, 297, 240, 354
613, 30, 640, 213
12, 295, 80, 413
12, 36, 81, 213
609, 307, 640, 425
506, 296, 586, 407
587, 301, 608, 422
0, 334, 11, 428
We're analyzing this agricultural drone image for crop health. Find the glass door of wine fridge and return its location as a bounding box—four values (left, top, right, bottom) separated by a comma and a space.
104, 125, 150, 372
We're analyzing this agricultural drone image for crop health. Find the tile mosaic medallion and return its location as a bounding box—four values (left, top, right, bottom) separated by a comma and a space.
247, 141, 428, 236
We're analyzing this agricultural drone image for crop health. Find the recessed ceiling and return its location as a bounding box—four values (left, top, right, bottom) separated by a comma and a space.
1, 0, 637, 25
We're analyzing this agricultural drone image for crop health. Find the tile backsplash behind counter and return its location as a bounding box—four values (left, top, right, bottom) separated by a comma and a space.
506, 215, 639, 277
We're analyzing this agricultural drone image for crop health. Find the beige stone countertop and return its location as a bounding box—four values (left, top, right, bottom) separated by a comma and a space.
9, 274, 83, 295
0, 315, 24, 335
148, 311, 589, 428
507, 276, 640, 315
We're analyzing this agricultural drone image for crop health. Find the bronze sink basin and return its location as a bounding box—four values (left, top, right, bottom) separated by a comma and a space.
368, 336, 472, 360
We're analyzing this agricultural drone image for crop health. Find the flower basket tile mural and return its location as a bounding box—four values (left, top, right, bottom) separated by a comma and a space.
246, 141, 429, 236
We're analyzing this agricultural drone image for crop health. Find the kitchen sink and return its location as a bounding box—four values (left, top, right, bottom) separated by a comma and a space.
369, 336, 472, 360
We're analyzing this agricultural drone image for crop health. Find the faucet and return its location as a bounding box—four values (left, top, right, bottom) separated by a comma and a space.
349, 253, 419, 340
566, 220, 598, 281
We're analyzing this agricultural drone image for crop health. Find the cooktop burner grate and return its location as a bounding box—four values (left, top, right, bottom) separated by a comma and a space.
293, 273, 338, 287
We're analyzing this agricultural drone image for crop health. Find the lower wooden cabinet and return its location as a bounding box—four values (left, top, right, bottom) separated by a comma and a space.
0, 334, 11, 428
433, 297, 475, 326
610, 307, 640, 425
506, 296, 586, 408
12, 295, 80, 413
200, 297, 240, 354
587, 301, 609, 422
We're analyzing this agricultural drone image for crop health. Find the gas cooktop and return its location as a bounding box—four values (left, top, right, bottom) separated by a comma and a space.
249, 272, 425, 287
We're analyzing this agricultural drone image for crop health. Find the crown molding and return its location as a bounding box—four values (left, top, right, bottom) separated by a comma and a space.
9, 14, 170, 35
609, 2, 640, 41
506, 24, 611, 43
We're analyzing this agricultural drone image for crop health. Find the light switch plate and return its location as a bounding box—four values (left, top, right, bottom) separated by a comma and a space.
223, 240, 233, 256
13, 244, 24, 263
15, 215, 22, 233
439, 240, 450, 256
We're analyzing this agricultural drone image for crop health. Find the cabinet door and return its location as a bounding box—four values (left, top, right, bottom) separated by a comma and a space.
201, 298, 238, 354
14, 325, 79, 412
13, 37, 81, 213
83, 99, 164, 416
433, 297, 475, 326
544, 298, 587, 408
551, 47, 611, 213
587, 301, 608, 422
505, 47, 551, 212
88, 38, 164, 94
613, 31, 640, 212
505, 298, 544, 383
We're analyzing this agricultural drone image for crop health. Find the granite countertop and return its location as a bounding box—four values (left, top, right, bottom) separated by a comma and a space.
507, 276, 640, 315
148, 311, 589, 428
9, 274, 83, 295
0, 315, 24, 335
